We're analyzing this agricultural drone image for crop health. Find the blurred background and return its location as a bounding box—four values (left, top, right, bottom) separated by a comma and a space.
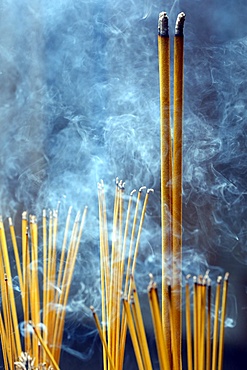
0, 0, 246, 368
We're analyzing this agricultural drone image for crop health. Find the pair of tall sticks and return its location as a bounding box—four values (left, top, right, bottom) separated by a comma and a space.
159, 11, 185, 370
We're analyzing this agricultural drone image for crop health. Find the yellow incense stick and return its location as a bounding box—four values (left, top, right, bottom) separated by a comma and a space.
171, 13, 185, 370
31, 322, 60, 370
218, 273, 229, 370
212, 276, 222, 370
158, 14, 172, 350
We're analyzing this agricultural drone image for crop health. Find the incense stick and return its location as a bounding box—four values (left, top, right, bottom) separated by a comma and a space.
171, 12, 186, 370
158, 13, 172, 353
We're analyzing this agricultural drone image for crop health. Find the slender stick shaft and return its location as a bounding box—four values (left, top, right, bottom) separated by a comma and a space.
131, 276, 153, 370
185, 278, 192, 370
193, 277, 198, 370
158, 13, 172, 354
9, 219, 24, 293
32, 323, 60, 370
212, 277, 222, 370
123, 298, 145, 370
171, 13, 185, 370
218, 273, 229, 370
91, 308, 116, 370
98, 188, 107, 370
148, 282, 171, 370
0, 220, 22, 356
206, 280, 211, 370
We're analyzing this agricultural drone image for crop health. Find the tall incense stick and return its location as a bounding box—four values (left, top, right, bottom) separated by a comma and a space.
171, 12, 185, 370
158, 14, 172, 356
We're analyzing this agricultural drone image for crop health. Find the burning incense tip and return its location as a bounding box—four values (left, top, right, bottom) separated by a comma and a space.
118, 179, 125, 190
175, 12, 186, 36
130, 189, 137, 196
22, 211, 27, 220
148, 273, 154, 284
217, 276, 223, 284
224, 272, 230, 281
147, 188, 154, 194
158, 11, 169, 37
138, 186, 146, 193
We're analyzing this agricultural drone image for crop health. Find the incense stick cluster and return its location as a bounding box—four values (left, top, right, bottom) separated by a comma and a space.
185, 272, 230, 370
115, 272, 230, 370
0, 206, 87, 370
91, 179, 153, 370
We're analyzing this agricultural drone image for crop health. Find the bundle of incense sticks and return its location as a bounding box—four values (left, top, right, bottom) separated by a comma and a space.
91, 179, 153, 370
0, 206, 87, 370
115, 272, 229, 370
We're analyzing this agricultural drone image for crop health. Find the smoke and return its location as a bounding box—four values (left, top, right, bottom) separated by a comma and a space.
0, 0, 246, 365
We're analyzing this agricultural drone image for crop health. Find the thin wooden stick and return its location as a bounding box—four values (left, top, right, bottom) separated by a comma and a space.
119, 187, 145, 370
42, 209, 48, 364
0, 314, 9, 370
4, 275, 14, 370
0, 218, 22, 357
100, 180, 110, 310
199, 279, 207, 370
22, 212, 28, 279
122, 297, 145, 370
29, 215, 40, 366
193, 276, 198, 370
120, 190, 136, 288
206, 278, 211, 370
131, 189, 154, 277
98, 185, 107, 370
31, 322, 60, 370
130, 276, 153, 370
124, 186, 145, 296
108, 180, 120, 366
52, 211, 80, 360
158, 14, 172, 352
185, 275, 192, 370
212, 276, 222, 370
90, 307, 116, 370
55, 206, 73, 302
218, 273, 229, 370
23, 229, 31, 354
55, 207, 87, 364
171, 12, 185, 370
48, 210, 58, 338
115, 182, 125, 367
148, 278, 171, 370
197, 276, 202, 368
45, 211, 53, 351
8, 218, 24, 294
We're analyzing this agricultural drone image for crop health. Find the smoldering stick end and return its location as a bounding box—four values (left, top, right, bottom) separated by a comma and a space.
158, 12, 169, 37
175, 12, 186, 36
